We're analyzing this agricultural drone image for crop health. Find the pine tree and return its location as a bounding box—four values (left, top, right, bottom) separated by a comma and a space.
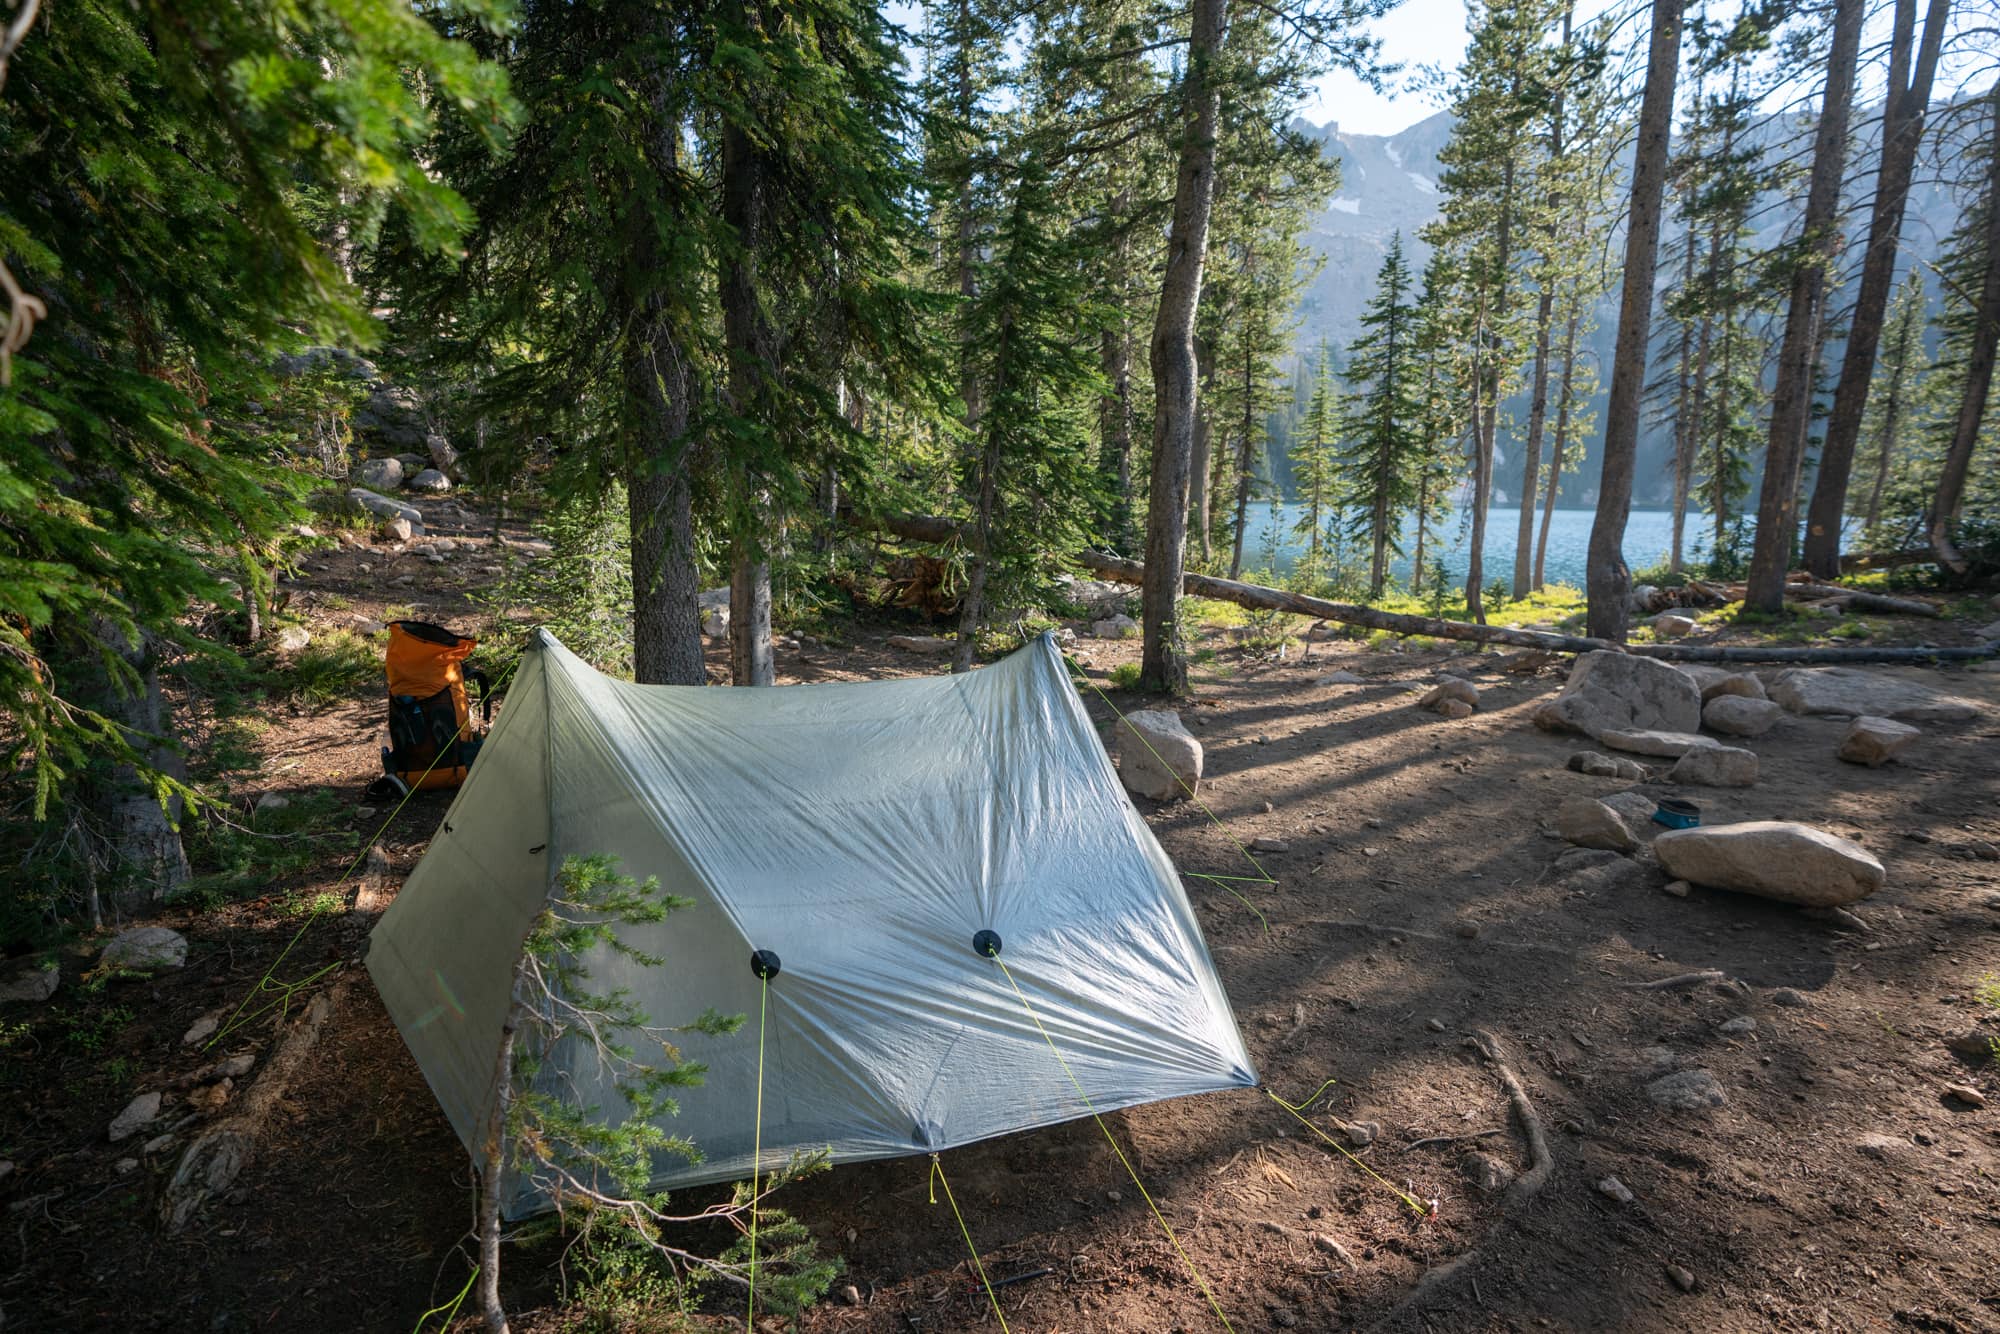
1289, 345, 1342, 585
1337, 236, 1426, 597
1857, 271, 1931, 541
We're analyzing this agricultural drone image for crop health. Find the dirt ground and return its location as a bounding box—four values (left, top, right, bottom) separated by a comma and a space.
4, 498, 1998, 1333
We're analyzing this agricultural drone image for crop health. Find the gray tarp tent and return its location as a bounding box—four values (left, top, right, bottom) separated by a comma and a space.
367, 629, 1255, 1218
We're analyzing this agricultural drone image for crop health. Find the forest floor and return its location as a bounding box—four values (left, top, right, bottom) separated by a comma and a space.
4, 493, 1999, 1333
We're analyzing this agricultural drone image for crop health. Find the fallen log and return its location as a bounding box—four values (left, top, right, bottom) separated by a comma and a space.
1781, 582, 1942, 616
1840, 547, 1938, 572
843, 508, 2000, 665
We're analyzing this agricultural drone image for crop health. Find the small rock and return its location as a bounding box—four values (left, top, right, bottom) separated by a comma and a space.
1425, 1017, 1446, 1033
182, 1014, 219, 1046
1315, 670, 1365, 685
1771, 988, 1810, 1009
1419, 679, 1479, 713
1717, 1016, 1756, 1035
1837, 715, 1921, 768
1856, 1131, 1906, 1160
100, 926, 188, 972
1663, 880, 1691, 898
115, 1157, 139, 1175
1106, 1189, 1122, 1203
1679, 665, 1767, 702
1946, 1026, 1996, 1060
1567, 750, 1622, 777
1702, 695, 1783, 738
212, 1054, 255, 1080
1454, 921, 1480, 939
838, 1285, 862, 1307
1943, 1083, 1987, 1107
254, 792, 289, 813
272, 625, 310, 654
108, 1092, 162, 1142
0, 965, 59, 1003
1646, 1069, 1726, 1112
379, 516, 413, 542
1556, 797, 1638, 853
408, 467, 452, 494
1438, 698, 1475, 719
1342, 1120, 1380, 1148
1117, 710, 1202, 801
1602, 729, 1718, 758
1248, 837, 1290, 854
1654, 822, 1884, 907
1669, 744, 1759, 788
293, 524, 319, 540
1652, 612, 1697, 639
1596, 1176, 1635, 1204
1665, 1264, 1697, 1293
142, 1134, 175, 1156
1091, 614, 1139, 640
1462, 1151, 1514, 1193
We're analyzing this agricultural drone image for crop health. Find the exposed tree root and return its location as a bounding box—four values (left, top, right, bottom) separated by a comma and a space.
1625, 969, 1729, 991
161, 978, 347, 1233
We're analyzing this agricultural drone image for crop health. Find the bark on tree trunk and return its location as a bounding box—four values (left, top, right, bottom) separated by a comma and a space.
718, 0, 779, 685
477, 948, 537, 1334
1803, 0, 1949, 578
624, 81, 706, 687
73, 620, 189, 918
1668, 220, 1699, 575
1515, 285, 1553, 598
1746, 0, 1863, 609
1191, 336, 1214, 565
1100, 252, 1136, 551
1587, 0, 1684, 640
1862, 319, 1913, 531
1930, 79, 2000, 572
1466, 157, 1514, 625
1229, 430, 1253, 580
1139, 0, 1227, 694
1533, 309, 1578, 591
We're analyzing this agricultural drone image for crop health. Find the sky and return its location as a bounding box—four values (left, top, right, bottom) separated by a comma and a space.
1294, 0, 1473, 136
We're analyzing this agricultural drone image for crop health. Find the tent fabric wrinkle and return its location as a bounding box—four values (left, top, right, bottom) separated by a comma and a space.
367, 629, 1256, 1219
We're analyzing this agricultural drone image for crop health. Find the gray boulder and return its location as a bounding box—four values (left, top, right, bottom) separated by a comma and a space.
1601, 790, 1662, 833
1837, 715, 1920, 767
1702, 695, 1782, 737
352, 384, 428, 448
1677, 665, 1767, 703
1601, 729, 1718, 758
356, 457, 405, 492
1117, 710, 1202, 801
424, 432, 459, 471
345, 487, 424, 533
1653, 821, 1885, 907
1651, 612, 1697, 639
1556, 796, 1639, 852
1768, 667, 1979, 722
0, 965, 58, 1003
101, 926, 188, 972
1533, 650, 1702, 739
1092, 614, 1139, 640
408, 468, 452, 494
1669, 744, 1758, 787
1419, 679, 1479, 713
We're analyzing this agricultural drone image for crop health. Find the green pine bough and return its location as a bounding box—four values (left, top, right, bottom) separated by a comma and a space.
475, 854, 836, 1334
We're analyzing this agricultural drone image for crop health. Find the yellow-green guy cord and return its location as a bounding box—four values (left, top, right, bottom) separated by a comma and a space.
746, 972, 769, 1331
929, 1155, 1011, 1332
1265, 1084, 1427, 1216
993, 956, 1236, 1333
410, 1263, 477, 1333
1063, 662, 1275, 934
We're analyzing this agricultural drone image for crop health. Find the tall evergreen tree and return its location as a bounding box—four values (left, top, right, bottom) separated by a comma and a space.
1289, 344, 1342, 585
1337, 235, 1425, 596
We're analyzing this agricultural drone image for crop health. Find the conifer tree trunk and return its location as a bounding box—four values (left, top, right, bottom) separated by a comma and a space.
73, 621, 189, 917
1745, 0, 1863, 611
1534, 308, 1580, 590
1863, 308, 1915, 531
1803, 0, 1949, 577
1466, 158, 1514, 624
1586, 0, 1683, 641
719, 0, 778, 687
1139, 0, 1227, 693
1100, 211, 1136, 551
1668, 221, 1698, 575
626, 78, 705, 687
1515, 285, 1552, 597
1191, 336, 1215, 564
1931, 79, 2000, 571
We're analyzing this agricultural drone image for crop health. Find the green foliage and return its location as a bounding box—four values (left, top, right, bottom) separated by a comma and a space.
479, 487, 637, 677
0, 0, 514, 818
276, 629, 380, 713
1107, 663, 1143, 689
504, 855, 833, 1316
1336, 235, 1426, 597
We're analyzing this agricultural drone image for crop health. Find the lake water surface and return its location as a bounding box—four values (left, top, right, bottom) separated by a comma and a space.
1236, 502, 1722, 591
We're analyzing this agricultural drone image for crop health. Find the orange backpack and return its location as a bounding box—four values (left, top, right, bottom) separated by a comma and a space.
375, 621, 491, 796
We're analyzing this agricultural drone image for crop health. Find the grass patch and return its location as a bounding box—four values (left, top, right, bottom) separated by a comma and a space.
1107, 662, 1142, 689
276, 628, 379, 711
175, 787, 358, 910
